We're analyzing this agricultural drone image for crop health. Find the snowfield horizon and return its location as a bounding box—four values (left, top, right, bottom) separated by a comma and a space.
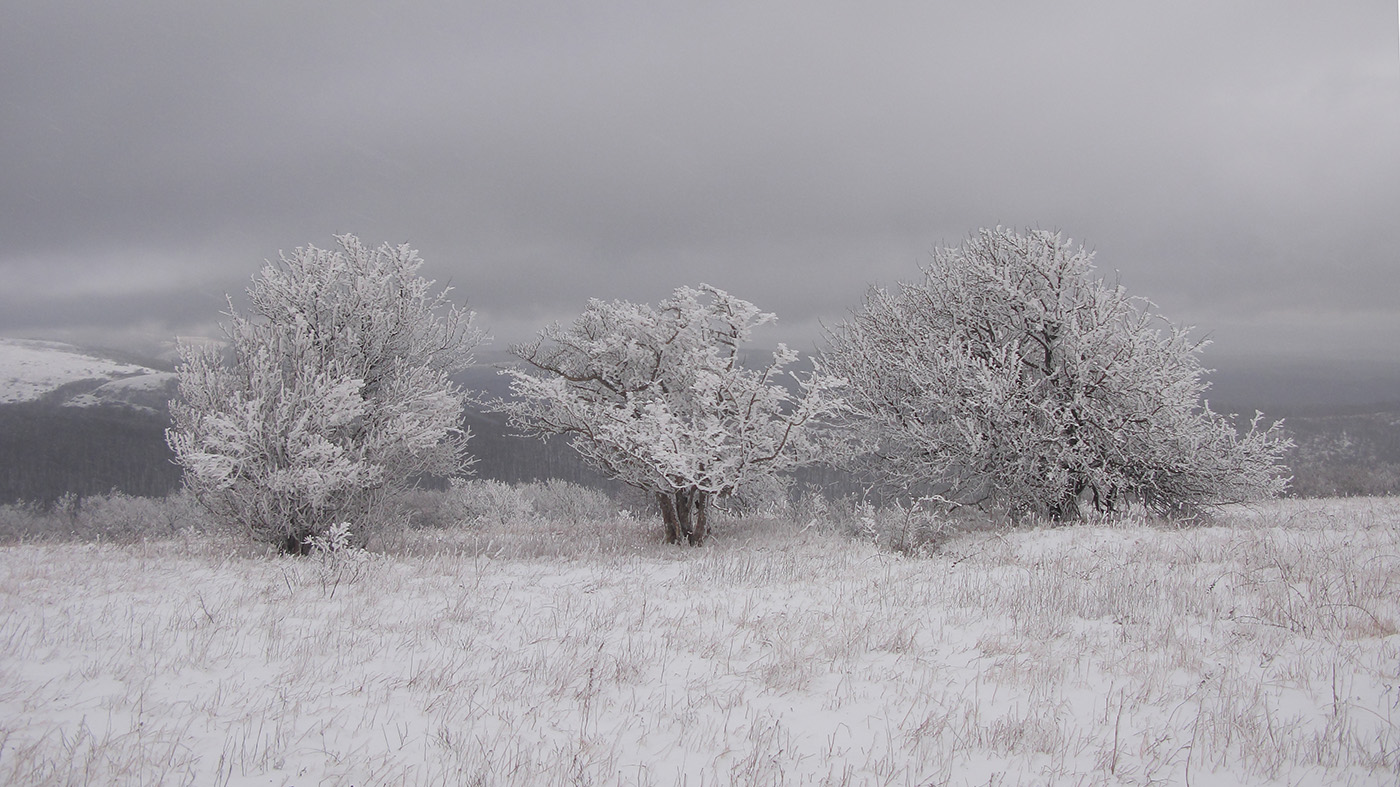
2, 495, 1398, 785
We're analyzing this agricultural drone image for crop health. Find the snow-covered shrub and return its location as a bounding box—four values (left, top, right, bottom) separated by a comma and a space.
71, 490, 197, 541
518, 479, 617, 526
854, 498, 957, 557
788, 485, 833, 526
442, 478, 535, 526
297, 522, 374, 596
496, 285, 843, 545
0, 490, 206, 544
0, 499, 46, 543
303, 521, 355, 554
823, 227, 1292, 520
52, 491, 81, 526
393, 486, 458, 530
718, 473, 793, 519
166, 236, 483, 552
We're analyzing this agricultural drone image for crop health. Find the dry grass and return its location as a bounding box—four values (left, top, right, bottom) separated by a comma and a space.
1, 497, 1397, 785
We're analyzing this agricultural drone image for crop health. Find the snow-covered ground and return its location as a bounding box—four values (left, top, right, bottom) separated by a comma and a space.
0, 339, 164, 405
1, 498, 1397, 786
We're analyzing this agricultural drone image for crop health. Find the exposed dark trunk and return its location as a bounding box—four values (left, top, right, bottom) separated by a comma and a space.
1050, 475, 1088, 521
1090, 482, 1118, 515
674, 487, 694, 541
655, 487, 710, 546
657, 491, 681, 544
688, 490, 709, 546
282, 532, 314, 555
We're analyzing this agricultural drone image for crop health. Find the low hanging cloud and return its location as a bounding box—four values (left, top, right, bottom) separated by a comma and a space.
1, 1, 1396, 372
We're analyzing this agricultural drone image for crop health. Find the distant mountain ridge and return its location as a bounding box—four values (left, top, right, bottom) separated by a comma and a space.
0, 338, 1394, 504
0, 339, 604, 503
1280, 404, 1400, 497
0, 338, 175, 411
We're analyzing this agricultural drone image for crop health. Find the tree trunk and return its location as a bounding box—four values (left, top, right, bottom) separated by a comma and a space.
655, 487, 709, 546
282, 531, 314, 555
674, 487, 694, 541
689, 490, 709, 546
657, 492, 681, 544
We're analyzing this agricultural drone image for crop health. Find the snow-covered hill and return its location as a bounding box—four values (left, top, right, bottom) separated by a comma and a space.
0, 339, 173, 410
62, 372, 179, 412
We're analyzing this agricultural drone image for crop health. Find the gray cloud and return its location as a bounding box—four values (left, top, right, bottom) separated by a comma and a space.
2, 1, 1396, 377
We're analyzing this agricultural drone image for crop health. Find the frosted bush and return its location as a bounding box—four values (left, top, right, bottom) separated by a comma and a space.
303, 521, 355, 554
296, 522, 374, 596
823, 227, 1292, 520
497, 284, 842, 545
442, 478, 535, 526
0, 500, 46, 543
75, 490, 204, 541
518, 479, 617, 526
0, 490, 206, 544
786, 484, 834, 528
167, 235, 482, 552
856, 498, 959, 556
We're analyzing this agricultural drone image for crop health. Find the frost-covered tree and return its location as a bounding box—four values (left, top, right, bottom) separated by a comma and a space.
497, 285, 842, 545
822, 227, 1291, 520
167, 235, 483, 551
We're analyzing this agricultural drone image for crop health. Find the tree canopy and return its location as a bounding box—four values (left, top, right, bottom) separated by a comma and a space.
498, 284, 841, 544
822, 227, 1291, 519
167, 235, 482, 550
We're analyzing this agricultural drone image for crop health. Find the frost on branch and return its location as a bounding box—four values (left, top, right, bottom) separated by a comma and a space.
496, 284, 843, 545
821, 227, 1292, 520
166, 235, 484, 551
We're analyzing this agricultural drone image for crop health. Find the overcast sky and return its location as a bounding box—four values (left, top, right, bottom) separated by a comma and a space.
2, 2, 1397, 384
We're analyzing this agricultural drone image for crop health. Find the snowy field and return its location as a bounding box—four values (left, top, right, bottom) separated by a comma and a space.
1, 497, 1398, 786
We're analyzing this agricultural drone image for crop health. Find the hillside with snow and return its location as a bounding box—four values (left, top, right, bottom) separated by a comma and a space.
0, 339, 174, 410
